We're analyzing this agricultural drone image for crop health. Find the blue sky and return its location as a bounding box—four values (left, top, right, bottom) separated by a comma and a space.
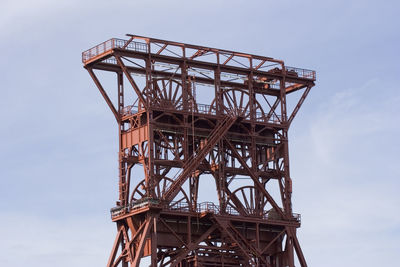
0, 0, 399, 266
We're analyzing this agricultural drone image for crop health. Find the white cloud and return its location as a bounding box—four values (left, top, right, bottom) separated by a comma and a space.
290, 79, 400, 266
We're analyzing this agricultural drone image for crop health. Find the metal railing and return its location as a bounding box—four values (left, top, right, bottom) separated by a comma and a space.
168, 201, 191, 212
82, 39, 114, 63
83, 38, 316, 82
166, 201, 300, 222
285, 66, 316, 81
112, 199, 300, 223
197, 201, 220, 213
82, 38, 148, 63
122, 102, 282, 124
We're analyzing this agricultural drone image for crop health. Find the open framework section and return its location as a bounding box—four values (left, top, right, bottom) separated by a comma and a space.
83, 34, 316, 267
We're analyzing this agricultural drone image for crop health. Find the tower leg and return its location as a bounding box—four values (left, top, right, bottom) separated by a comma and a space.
150, 216, 158, 267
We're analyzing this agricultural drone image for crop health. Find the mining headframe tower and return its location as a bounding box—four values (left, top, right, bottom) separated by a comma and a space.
82, 34, 316, 267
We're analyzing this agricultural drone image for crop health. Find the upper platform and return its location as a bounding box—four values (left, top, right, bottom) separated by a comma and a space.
82, 34, 315, 84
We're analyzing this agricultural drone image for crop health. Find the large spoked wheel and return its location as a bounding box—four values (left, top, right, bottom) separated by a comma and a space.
226, 186, 268, 217
152, 78, 183, 110
209, 88, 265, 119
130, 177, 190, 208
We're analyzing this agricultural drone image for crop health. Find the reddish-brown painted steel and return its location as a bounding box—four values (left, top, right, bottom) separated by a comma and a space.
83, 34, 316, 267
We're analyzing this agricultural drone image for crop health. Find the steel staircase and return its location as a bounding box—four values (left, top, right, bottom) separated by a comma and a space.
163, 112, 237, 203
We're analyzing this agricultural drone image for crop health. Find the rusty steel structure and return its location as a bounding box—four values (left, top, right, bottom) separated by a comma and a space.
82, 34, 316, 267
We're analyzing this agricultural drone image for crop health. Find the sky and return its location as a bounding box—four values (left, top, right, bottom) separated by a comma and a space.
0, 0, 399, 266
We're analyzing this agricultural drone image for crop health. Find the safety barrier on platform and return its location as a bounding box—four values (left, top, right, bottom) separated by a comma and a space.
83, 39, 315, 83
122, 103, 282, 124
112, 199, 300, 223
285, 66, 316, 80
82, 38, 148, 63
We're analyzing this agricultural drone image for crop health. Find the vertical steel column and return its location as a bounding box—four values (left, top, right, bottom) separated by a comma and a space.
215, 55, 226, 211
279, 68, 295, 267
150, 215, 158, 266
180, 51, 191, 209
118, 72, 127, 206
146, 41, 156, 199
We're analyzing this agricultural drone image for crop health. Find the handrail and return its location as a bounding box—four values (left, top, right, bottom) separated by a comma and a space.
122, 102, 282, 124
112, 199, 301, 222
285, 66, 316, 80
82, 38, 148, 63
169, 201, 301, 222
82, 37, 316, 82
